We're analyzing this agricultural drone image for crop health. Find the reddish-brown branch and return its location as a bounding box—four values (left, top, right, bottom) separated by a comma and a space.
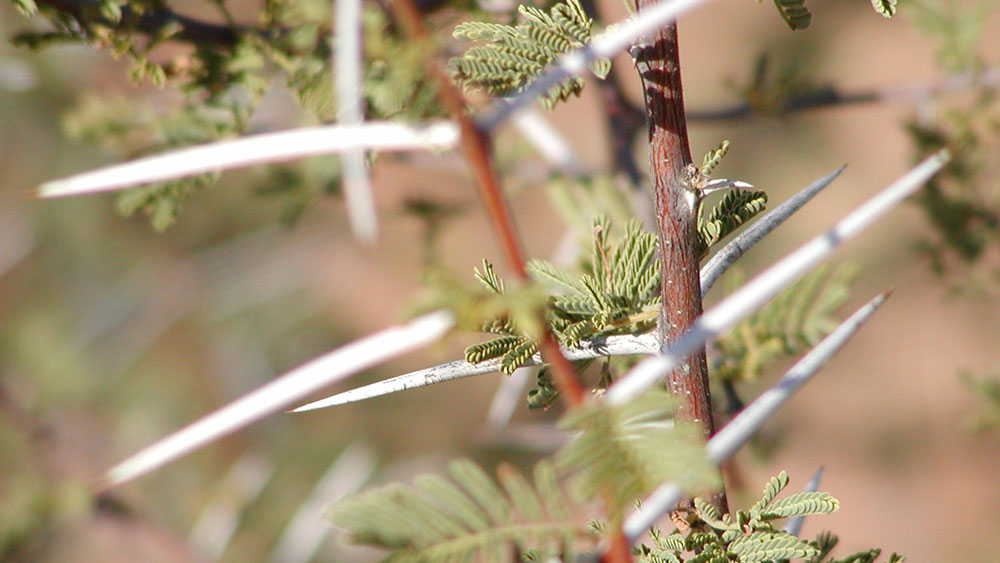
632, 12, 726, 512
389, 0, 587, 407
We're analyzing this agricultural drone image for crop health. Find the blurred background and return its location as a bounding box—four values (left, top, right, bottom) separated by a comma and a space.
2, 0, 1000, 560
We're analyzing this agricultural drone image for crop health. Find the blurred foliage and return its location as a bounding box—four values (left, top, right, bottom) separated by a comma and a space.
330, 389, 715, 559
726, 51, 825, 116
960, 372, 1000, 432
711, 263, 856, 384
329, 458, 600, 560
9, 0, 449, 230
907, 95, 1000, 279
332, 460, 900, 562
62, 95, 244, 230
545, 174, 636, 239
905, 0, 1000, 283
908, 0, 996, 72
0, 414, 91, 559
557, 389, 717, 523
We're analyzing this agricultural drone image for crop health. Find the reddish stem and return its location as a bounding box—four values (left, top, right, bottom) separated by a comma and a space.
389, 0, 587, 406
632, 13, 727, 511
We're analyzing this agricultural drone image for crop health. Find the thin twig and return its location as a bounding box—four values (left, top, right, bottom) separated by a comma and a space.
623, 291, 889, 541
98, 311, 454, 489
687, 68, 1000, 122
37, 121, 460, 198
607, 151, 948, 404
389, 0, 588, 406
335, 0, 379, 243
291, 332, 658, 412
700, 165, 846, 295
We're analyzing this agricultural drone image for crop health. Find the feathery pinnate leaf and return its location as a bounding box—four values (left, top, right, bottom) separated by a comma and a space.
701, 140, 731, 177
450, 0, 610, 109
760, 492, 840, 519
698, 190, 769, 258
711, 263, 856, 383
557, 389, 718, 522
545, 174, 636, 238
635, 471, 858, 562
328, 459, 596, 561
465, 219, 660, 377
728, 531, 818, 562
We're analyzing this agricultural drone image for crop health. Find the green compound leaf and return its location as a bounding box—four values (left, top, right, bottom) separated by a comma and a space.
527, 259, 586, 294
701, 140, 731, 177
465, 218, 660, 376
759, 491, 840, 519
328, 459, 597, 561
772, 0, 812, 30
637, 473, 867, 562
749, 470, 789, 517
712, 263, 856, 383
557, 389, 719, 523
698, 190, 769, 258
116, 176, 218, 232
728, 531, 818, 562
475, 259, 506, 294
465, 335, 526, 364
450, 0, 611, 110
500, 337, 539, 375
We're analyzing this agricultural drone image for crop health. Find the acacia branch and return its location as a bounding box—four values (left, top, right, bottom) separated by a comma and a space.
387, 0, 588, 407
622, 291, 889, 542
289, 168, 846, 411
607, 150, 949, 405
631, 7, 722, 516
478, 0, 716, 130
